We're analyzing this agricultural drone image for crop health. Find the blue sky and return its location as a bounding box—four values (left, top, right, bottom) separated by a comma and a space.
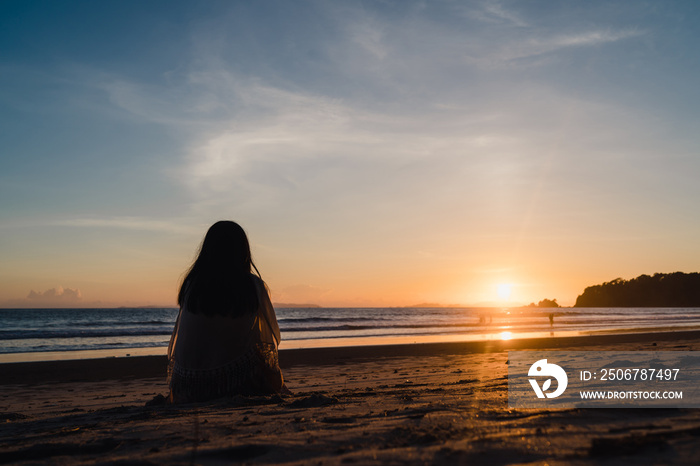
1, 0, 699, 307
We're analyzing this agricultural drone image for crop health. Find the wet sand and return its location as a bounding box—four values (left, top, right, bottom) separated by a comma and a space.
2, 331, 700, 464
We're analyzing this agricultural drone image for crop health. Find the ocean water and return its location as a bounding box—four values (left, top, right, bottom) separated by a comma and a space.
1, 307, 700, 360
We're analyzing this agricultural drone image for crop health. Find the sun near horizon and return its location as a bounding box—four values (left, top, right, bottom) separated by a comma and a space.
497, 283, 513, 303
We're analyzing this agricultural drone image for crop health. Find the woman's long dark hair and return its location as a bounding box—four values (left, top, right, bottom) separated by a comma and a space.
178, 221, 261, 317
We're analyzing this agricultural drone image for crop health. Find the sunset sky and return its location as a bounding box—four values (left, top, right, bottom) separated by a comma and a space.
2, 0, 699, 308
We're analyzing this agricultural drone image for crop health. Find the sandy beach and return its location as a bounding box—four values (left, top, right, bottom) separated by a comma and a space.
3, 331, 700, 465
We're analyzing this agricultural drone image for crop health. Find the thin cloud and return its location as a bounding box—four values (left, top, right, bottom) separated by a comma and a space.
172, 76, 508, 215
27, 286, 82, 303
0, 287, 117, 309
467, 29, 644, 67
348, 16, 389, 60
97, 78, 211, 127
520, 29, 643, 56
477, 0, 530, 27
54, 217, 200, 235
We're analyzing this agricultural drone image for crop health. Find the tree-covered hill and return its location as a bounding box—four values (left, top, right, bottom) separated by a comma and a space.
574, 272, 700, 307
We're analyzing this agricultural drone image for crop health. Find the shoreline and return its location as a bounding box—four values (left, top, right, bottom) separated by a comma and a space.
3, 328, 700, 386
3, 323, 700, 365
3, 329, 700, 463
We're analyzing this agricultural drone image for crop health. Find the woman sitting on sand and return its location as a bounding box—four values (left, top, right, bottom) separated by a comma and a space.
167, 221, 286, 402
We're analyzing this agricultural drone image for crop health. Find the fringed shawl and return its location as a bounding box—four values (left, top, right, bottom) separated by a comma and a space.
167, 276, 283, 402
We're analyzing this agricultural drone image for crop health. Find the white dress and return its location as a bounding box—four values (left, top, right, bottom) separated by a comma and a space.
167, 276, 284, 402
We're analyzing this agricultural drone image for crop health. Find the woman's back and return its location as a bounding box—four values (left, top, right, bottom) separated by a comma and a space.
167, 222, 285, 402
170, 276, 279, 369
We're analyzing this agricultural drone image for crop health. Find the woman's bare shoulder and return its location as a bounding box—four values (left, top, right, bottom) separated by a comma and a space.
250, 274, 270, 292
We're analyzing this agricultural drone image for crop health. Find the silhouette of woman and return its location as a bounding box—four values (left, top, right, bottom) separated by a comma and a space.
167, 221, 286, 402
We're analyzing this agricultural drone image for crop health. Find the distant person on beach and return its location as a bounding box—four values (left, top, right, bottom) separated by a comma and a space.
549, 313, 554, 327
167, 220, 286, 403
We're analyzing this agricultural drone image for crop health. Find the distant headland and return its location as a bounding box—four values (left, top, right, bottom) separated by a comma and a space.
526, 299, 560, 308
273, 303, 323, 308
574, 272, 700, 307
406, 303, 470, 308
